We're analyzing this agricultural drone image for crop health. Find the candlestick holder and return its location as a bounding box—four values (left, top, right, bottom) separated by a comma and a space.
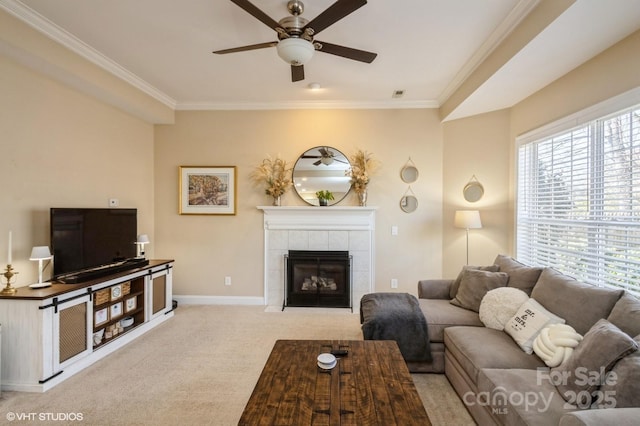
1, 264, 18, 295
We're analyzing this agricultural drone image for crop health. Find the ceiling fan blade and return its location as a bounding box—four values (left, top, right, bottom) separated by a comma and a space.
319, 147, 329, 156
303, 0, 367, 36
230, 0, 283, 32
291, 65, 305, 82
313, 160, 322, 166
213, 41, 277, 54
315, 41, 377, 63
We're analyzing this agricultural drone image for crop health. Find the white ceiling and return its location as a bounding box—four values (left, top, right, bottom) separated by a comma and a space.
4, 0, 640, 120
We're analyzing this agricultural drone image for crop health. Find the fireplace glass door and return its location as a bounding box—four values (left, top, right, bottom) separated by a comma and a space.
285, 251, 351, 309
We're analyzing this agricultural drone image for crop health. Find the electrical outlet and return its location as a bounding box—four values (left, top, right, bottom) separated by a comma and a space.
391, 226, 398, 236
391, 278, 398, 289
224, 276, 232, 286
109, 198, 119, 207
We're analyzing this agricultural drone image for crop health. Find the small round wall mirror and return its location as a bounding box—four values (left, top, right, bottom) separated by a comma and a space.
463, 175, 484, 203
400, 158, 419, 183
400, 195, 418, 213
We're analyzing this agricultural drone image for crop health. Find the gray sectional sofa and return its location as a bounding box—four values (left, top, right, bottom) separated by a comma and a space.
414, 254, 640, 426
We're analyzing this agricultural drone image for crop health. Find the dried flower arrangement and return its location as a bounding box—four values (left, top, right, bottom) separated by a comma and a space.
252, 155, 292, 201
347, 149, 379, 194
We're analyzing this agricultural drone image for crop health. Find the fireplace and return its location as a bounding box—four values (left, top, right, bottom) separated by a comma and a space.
285, 250, 352, 310
259, 206, 376, 312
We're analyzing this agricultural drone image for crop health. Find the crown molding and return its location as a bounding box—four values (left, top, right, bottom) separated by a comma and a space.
176, 99, 439, 111
0, 0, 177, 109
437, 0, 541, 106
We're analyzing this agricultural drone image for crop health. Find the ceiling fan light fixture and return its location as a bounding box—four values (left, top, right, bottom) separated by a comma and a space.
321, 156, 334, 165
277, 37, 314, 66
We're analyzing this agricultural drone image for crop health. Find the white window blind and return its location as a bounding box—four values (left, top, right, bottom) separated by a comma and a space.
517, 105, 640, 294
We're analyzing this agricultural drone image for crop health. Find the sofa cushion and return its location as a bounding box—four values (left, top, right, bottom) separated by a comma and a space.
505, 298, 565, 354
444, 326, 545, 385
451, 269, 509, 312
478, 368, 576, 426
493, 254, 543, 295
418, 299, 483, 343
450, 264, 500, 299
530, 268, 624, 335
598, 334, 640, 408
553, 319, 638, 407
607, 292, 640, 337
479, 287, 529, 331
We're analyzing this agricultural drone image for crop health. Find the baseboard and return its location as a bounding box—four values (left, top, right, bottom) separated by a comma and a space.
173, 295, 264, 306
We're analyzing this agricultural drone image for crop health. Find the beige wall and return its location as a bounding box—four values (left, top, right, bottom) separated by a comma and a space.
512, 30, 640, 138
0, 55, 155, 285
442, 110, 512, 277
154, 109, 443, 298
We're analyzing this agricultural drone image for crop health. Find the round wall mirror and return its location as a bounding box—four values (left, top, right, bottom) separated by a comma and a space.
292, 146, 352, 206
463, 176, 484, 203
400, 159, 419, 183
400, 195, 418, 213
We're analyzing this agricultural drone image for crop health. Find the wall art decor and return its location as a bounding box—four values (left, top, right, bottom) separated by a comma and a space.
179, 166, 237, 215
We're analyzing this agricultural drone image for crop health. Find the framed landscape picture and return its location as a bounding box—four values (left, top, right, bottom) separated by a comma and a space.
179, 166, 237, 215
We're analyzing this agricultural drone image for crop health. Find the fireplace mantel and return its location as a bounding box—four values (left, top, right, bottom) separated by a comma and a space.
258, 206, 377, 312
258, 206, 377, 231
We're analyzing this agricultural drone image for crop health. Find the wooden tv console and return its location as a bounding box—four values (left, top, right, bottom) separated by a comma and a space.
0, 259, 174, 392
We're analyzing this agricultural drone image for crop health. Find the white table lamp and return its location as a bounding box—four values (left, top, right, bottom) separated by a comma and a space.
136, 234, 150, 259
454, 210, 482, 265
30, 246, 53, 284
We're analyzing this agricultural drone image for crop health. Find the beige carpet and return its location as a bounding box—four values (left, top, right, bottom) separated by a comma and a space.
0, 305, 475, 425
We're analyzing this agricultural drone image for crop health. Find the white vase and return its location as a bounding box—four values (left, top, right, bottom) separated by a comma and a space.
273, 195, 281, 206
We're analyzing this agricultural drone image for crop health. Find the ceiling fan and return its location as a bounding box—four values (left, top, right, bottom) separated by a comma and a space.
213, 0, 377, 82
302, 147, 348, 166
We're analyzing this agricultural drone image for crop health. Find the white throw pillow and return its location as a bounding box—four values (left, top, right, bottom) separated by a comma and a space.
505, 298, 565, 354
532, 323, 583, 367
479, 287, 529, 330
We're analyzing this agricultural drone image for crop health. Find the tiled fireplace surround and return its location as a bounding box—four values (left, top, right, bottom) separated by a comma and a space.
259, 206, 376, 311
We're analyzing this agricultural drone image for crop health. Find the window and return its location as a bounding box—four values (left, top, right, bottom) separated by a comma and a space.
517, 103, 640, 294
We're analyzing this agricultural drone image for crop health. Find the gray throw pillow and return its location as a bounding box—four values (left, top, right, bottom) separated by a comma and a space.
553, 319, 638, 407
607, 292, 640, 338
493, 254, 543, 295
531, 268, 624, 335
450, 269, 509, 312
450, 264, 500, 299
598, 334, 640, 408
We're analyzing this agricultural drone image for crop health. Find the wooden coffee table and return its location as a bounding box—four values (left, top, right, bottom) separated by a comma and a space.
239, 340, 431, 425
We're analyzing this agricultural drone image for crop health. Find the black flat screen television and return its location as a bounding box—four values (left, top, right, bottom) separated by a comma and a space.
50, 208, 139, 281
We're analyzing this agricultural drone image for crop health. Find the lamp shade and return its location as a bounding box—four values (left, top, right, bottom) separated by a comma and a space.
29, 246, 52, 260
137, 234, 150, 244
454, 210, 482, 229
276, 37, 315, 65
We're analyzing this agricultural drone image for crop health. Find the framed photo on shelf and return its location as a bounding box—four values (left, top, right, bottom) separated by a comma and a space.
110, 302, 123, 319
179, 166, 237, 215
95, 307, 109, 326
110, 284, 122, 300
125, 296, 137, 312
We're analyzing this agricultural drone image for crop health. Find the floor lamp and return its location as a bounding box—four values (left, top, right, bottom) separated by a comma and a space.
454, 210, 482, 265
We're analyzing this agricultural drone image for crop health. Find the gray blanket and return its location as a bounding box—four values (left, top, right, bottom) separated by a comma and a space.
360, 292, 431, 362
